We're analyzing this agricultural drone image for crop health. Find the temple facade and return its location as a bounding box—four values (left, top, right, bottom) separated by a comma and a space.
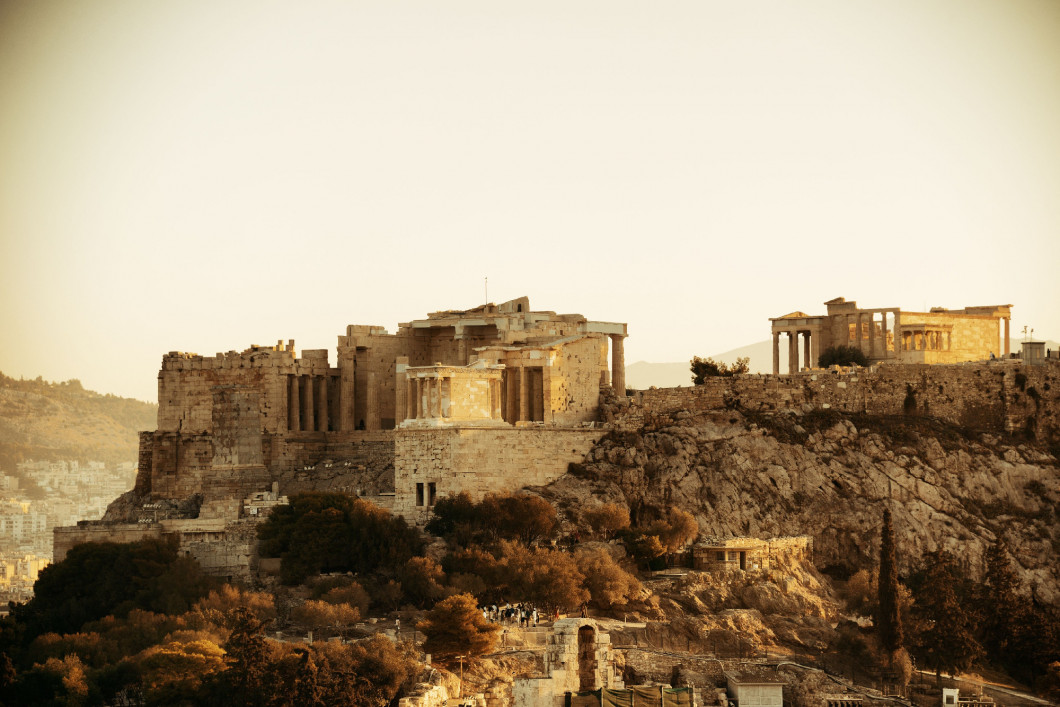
770, 297, 1012, 374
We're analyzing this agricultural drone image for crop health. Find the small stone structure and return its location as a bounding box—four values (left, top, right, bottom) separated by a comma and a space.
770, 297, 1012, 373
941, 688, 995, 707
513, 619, 624, 706
693, 536, 811, 573
724, 669, 785, 707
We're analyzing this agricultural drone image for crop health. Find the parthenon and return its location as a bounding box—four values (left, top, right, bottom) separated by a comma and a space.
770, 297, 1012, 373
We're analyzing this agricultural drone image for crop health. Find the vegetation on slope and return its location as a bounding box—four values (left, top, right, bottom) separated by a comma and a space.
0, 371, 156, 469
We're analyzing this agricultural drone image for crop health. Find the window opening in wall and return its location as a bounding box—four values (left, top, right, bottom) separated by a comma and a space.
428, 482, 437, 506
416, 483, 424, 507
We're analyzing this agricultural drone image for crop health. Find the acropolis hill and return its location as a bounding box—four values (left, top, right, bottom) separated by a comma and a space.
55, 297, 1060, 592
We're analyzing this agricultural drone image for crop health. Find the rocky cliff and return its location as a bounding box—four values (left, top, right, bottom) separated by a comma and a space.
540, 403, 1060, 603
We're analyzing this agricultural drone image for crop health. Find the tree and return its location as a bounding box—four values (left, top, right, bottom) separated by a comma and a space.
583, 503, 630, 540
217, 607, 273, 707
691, 356, 750, 384
290, 601, 360, 641
499, 541, 589, 612
257, 493, 424, 584
576, 547, 640, 610
417, 594, 500, 666
293, 651, 324, 707
908, 551, 983, 682
980, 541, 1023, 656
399, 557, 448, 609
818, 345, 869, 368
878, 508, 904, 654
425, 492, 478, 543
481, 493, 557, 546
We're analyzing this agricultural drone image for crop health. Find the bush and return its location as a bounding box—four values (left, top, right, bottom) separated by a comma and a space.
818, 346, 869, 367
691, 356, 749, 384
417, 594, 500, 666
583, 503, 630, 540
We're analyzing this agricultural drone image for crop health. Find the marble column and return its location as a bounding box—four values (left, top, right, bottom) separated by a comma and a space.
1004, 317, 1010, 355
288, 374, 300, 432
772, 332, 780, 375
788, 331, 798, 374
610, 335, 626, 396
802, 332, 811, 370
317, 376, 328, 432
518, 367, 529, 422
303, 375, 314, 432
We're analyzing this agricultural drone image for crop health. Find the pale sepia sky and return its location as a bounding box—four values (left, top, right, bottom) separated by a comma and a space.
1, 1, 1058, 402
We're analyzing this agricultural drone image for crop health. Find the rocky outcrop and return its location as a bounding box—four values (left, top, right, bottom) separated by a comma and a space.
541, 407, 1060, 602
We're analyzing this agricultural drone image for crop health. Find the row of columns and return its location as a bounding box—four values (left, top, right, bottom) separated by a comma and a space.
772, 330, 818, 374
505, 366, 543, 423
845, 310, 899, 358
287, 374, 330, 432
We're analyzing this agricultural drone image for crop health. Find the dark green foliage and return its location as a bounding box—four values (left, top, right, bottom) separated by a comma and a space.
258, 493, 424, 585
425, 492, 557, 546
977, 542, 1060, 686
908, 551, 983, 680
8, 538, 216, 646
878, 509, 903, 653
818, 345, 869, 368
216, 607, 273, 707
690, 356, 749, 384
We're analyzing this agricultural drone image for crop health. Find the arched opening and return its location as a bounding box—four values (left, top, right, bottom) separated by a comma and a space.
577, 625, 597, 692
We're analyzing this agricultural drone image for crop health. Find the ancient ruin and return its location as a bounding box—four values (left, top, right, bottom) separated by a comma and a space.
770, 297, 1012, 373
56, 298, 627, 564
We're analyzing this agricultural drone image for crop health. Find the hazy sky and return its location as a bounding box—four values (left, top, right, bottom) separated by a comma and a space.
2, 1, 1058, 402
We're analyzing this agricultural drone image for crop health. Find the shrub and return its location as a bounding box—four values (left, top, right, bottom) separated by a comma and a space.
818, 345, 869, 368
417, 594, 500, 666
691, 356, 749, 384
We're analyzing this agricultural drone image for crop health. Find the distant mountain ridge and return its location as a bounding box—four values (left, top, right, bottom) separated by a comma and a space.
0, 372, 157, 470
626, 338, 1058, 390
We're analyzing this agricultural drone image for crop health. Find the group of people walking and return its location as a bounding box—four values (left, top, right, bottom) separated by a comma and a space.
484, 602, 539, 627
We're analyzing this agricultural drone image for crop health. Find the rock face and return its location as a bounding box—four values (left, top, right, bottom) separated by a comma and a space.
542, 407, 1060, 602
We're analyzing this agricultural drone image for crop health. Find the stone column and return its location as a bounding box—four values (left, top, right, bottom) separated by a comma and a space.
303, 375, 314, 433
518, 367, 529, 422
340, 359, 355, 432
405, 379, 414, 421
882, 313, 890, 356
317, 376, 328, 432
415, 378, 423, 419
788, 332, 798, 374
288, 374, 300, 432
505, 370, 516, 423
599, 340, 610, 386
772, 331, 780, 375
810, 327, 821, 368
802, 332, 811, 369
894, 311, 902, 355
490, 379, 500, 419
868, 314, 876, 358
610, 335, 626, 396
1004, 317, 1010, 356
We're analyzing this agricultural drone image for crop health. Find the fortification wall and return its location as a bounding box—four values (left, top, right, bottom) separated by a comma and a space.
393, 427, 605, 522
619, 360, 1060, 442
136, 430, 396, 504
54, 518, 261, 581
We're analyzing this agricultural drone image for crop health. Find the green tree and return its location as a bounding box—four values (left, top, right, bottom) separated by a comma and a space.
878, 508, 904, 654
258, 493, 424, 585
293, 651, 324, 707
818, 345, 869, 368
691, 356, 750, 384
909, 551, 983, 683
417, 594, 500, 666
500, 541, 588, 612
217, 607, 272, 707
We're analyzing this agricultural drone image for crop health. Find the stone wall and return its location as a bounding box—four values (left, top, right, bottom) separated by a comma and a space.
53, 517, 263, 581
393, 427, 605, 522
620, 360, 1060, 443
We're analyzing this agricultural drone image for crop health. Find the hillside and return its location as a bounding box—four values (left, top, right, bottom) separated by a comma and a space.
538, 401, 1060, 603
0, 372, 157, 469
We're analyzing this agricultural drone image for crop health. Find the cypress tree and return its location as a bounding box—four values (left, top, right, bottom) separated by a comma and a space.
878, 508, 904, 653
